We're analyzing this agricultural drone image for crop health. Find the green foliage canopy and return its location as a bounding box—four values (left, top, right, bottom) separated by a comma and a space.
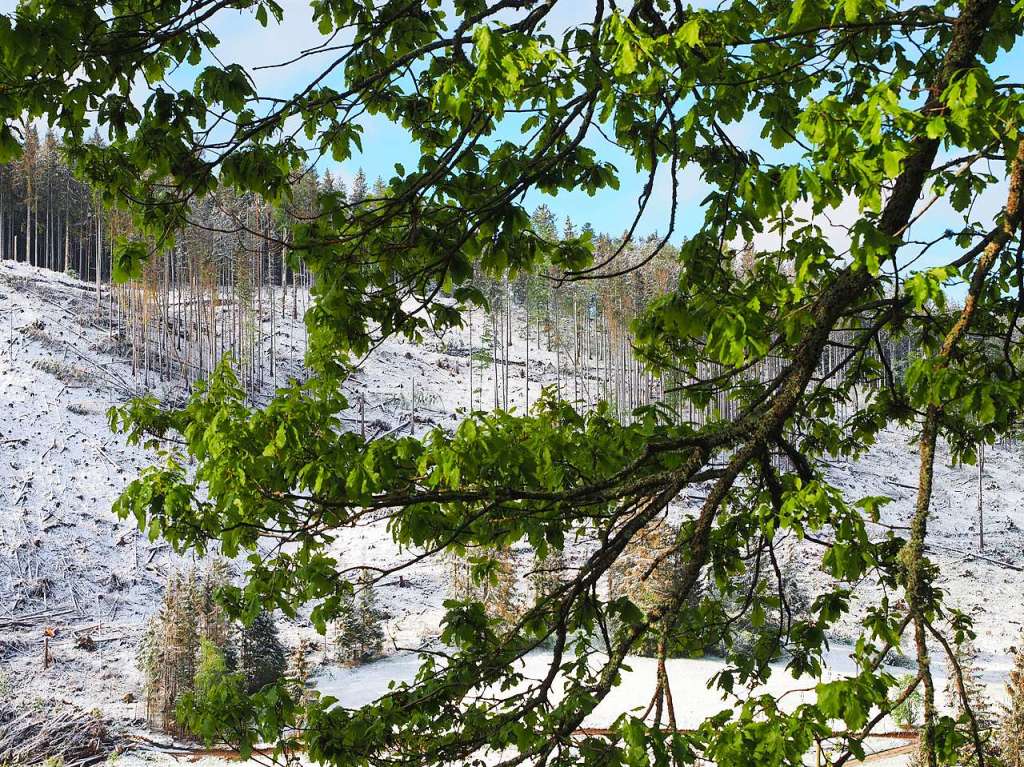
4, 0, 1024, 765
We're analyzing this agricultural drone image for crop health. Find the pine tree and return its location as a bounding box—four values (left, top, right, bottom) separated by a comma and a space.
139, 561, 242, 734
1001, 643, 1024, 767
350, 169, 368, 204
335, 572, 386, 665
239, 610, 288, 693
945, 638, 996, 767
530, 204, 557, 240
356, 571, 385, 660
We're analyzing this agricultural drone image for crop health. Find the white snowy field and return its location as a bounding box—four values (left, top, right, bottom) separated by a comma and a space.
1, 260, 1023, 767
317, 645, 1009, 728
115, 647, 923, 766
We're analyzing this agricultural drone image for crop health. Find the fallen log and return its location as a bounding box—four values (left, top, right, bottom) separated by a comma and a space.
0, 701, 121, 766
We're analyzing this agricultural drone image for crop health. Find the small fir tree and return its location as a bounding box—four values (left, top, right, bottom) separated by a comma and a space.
1000, 643, 1024, 767
350, 169, 367, 204
289, 638, 317, 707
944, 638, 996, 767
239, 610, 287, 693
335, 571, 386, 665
176, 639, 248, 745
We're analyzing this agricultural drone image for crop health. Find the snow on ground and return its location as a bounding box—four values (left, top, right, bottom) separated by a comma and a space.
0, 262, 180, 723
1, 261, 1022, 766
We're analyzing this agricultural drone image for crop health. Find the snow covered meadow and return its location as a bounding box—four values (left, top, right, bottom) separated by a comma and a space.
1, 260, 1023, 767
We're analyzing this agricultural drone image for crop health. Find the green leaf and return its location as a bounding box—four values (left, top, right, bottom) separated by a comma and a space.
678, 19, 701, 47
926, 117, 947, 139
112, 240, 147, 283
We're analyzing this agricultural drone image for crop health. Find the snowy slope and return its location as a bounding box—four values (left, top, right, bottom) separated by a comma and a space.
0, 261, 1022, 765
0, 262, 180, 722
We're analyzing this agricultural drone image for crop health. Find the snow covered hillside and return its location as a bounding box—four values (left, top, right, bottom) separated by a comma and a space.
2, 261, 1024, 765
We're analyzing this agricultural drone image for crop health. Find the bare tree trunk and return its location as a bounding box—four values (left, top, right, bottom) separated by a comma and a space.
977, 441, 985, 551
95, 208, 102, 313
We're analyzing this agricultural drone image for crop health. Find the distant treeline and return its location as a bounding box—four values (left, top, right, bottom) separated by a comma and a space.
0, 130, 908, 426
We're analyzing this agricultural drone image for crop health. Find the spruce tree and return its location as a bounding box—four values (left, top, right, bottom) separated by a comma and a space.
562, 217, 576, 241
356, 571, 385, 661
609, 519, 686, 656
239, 610, 288, 693
944, 638, 996, 767
349, 169, 367, 204
1001, 643, 1024, 767
335, 585, 361, 666
487, 548, 522, 627
335, 572, 386, 665
530, 204, 558, 240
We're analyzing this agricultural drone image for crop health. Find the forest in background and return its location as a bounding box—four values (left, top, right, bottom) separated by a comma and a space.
0, 129, 907, 427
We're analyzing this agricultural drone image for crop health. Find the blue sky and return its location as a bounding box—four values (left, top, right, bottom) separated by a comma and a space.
186, 0, 1024, 283
186, 1, 685, 236
5, 0, 1024, 285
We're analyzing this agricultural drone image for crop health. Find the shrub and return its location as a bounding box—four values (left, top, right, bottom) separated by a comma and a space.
176, 640, 248, 745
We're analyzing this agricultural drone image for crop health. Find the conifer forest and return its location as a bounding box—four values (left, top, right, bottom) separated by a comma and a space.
3, 3, 1024, 767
